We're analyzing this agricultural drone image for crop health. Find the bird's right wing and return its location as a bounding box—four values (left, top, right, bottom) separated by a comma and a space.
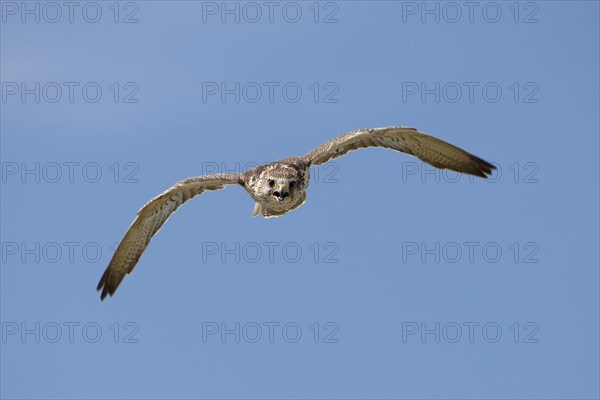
97, 173, 243, 300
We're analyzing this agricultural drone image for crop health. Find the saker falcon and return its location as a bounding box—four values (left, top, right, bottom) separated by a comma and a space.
98, 126, 495, 300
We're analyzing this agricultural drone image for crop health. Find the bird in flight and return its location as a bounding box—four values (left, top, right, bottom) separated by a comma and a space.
98, 126, 495, 300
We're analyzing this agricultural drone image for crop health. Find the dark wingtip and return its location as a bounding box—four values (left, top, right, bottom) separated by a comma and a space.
469, 155, 496, 179
98, 276, 114, 301
97, 267, 116, 301
97, 268, 108, 291
97, 267, 126, 301
97, 270, 108, 301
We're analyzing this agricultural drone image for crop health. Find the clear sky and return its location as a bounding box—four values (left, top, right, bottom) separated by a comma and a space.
1, 1, 598, 399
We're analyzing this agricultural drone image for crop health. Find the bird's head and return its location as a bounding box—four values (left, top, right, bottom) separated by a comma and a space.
258, 166, 303, 205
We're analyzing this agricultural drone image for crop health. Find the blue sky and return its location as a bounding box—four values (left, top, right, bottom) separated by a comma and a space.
1, 1, 598, 399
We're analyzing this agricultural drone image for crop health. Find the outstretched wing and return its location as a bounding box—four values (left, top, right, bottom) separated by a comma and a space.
303, 126, 495, 177
97, 173, 243, 300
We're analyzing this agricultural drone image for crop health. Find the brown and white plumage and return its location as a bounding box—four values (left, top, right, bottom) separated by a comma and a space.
303, 126, 494, 177
98, 126, 495, 300
97, 174, 242, 300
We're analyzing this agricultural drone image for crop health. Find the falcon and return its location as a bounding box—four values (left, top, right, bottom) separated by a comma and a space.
97, 126, 495, 300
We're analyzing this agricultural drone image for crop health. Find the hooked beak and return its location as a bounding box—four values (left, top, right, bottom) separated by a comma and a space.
273, 183, 289, 202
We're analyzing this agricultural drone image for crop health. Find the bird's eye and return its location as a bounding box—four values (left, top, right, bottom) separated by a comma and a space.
289, 181, 296, 189
268, 179, 275, 188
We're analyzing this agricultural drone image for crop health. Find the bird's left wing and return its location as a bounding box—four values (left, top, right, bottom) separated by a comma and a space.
97, 173, 242, 300
302, 126, 495, 178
